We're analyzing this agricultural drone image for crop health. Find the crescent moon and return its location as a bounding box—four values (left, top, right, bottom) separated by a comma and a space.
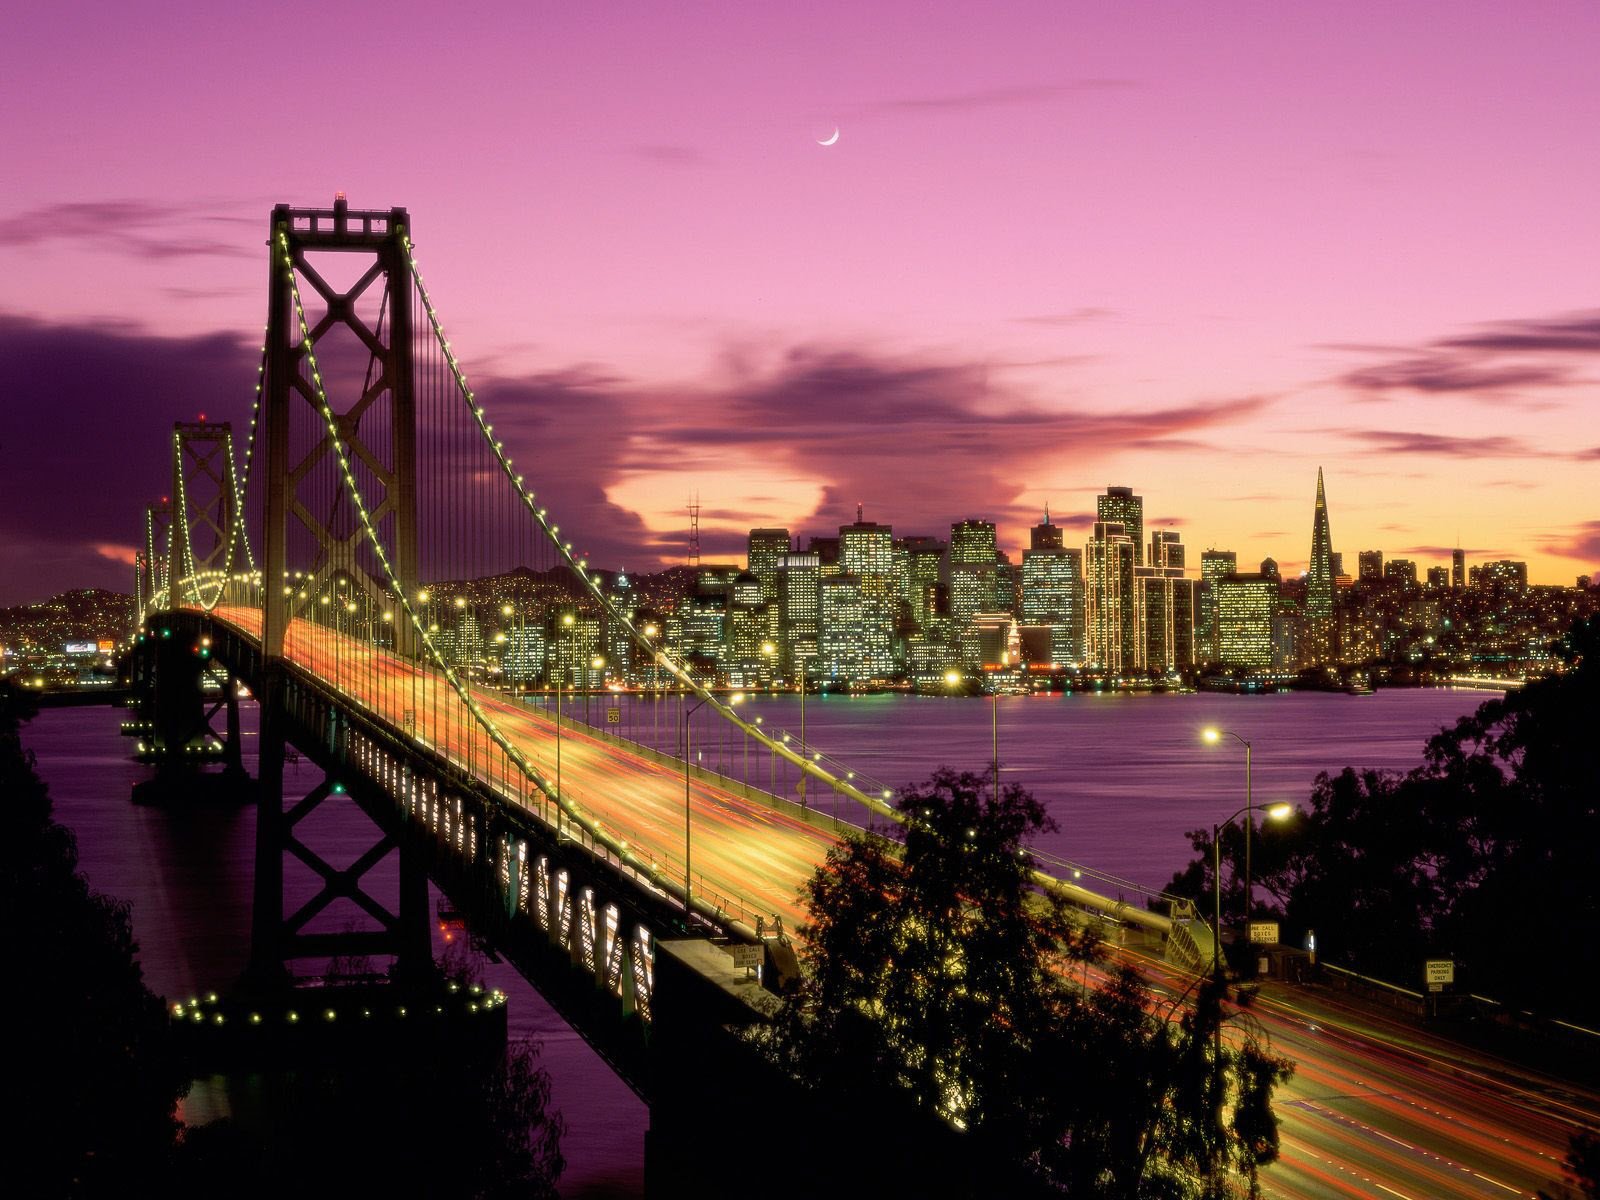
818, 127, 840, 146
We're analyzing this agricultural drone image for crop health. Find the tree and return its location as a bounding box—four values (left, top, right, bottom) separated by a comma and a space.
760, 766, 1292, 1197
0, 682, 187, 1193
1167, 618, 1600, 1019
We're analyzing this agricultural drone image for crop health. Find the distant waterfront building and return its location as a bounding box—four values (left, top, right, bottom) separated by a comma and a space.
950, 519, 997, 566
1134, 567, 1196, 670
901, 536, 945, 629
1085, 520, 1137, 672
1216, 573, 1278, 670
1476, 560, 1529, 591
776, 551, 820, 675
746, 528, 791, 602
1021, 545, 1085, 665
1097, 487, 1145, 566
1197, 550, 1238, 663
1384, 559, 1418, 587
1306, 467, 1336, 618
1030, 505, 1065, 551
1149, 529, 1184, 569
839, 509, 896, 678
1358, 550, 1384, 582
819, 574, 865, 682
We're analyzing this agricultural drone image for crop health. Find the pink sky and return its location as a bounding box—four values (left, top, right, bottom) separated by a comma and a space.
3, 1, 1598, 600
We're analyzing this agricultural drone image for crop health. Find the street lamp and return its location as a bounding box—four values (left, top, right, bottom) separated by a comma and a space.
1203, 727, 1254, 922
554, 612, 575, 832
681, 691, 719, 916
1211, 801, 1292, 978
587, 654, 605, 726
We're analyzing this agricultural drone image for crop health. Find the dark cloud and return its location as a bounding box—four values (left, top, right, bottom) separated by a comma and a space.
1332, 308, 1600, 401
1400, 545, 1495, 558
1539, 521, 1600, 564
858, 80, 1135, 116
0, 313, 257, 605
1010, 308, 1115, 327
0, 199, 253, 260
0, 314, 1272, 600
1337, 430, 1566, 459
1341, 357, 1574, 395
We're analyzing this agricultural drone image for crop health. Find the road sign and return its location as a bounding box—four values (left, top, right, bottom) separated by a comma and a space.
1424, 959, 1455, 992
605, 706, 621, 725
1248, 921, 1280, 945
730, 944, 762, 970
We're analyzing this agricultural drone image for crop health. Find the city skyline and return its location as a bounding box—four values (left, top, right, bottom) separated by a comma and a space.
4, 3, 1600, 603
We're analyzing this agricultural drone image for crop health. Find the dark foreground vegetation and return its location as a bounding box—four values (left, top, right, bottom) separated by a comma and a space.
1167, 618, 1600, 1027
754, 766, 1293, 1199
0, 681, 562, 1198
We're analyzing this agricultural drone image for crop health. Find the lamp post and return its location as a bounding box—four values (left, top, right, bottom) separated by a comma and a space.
1211, 801, 1293, 978
554, 612, 574, 833
1203, 727, 1254, 922
681, 690, 719, 916
586, 654, 605, 727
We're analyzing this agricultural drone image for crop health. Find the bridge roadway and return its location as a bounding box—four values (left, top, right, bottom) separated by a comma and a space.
201, 605, 1594, 1199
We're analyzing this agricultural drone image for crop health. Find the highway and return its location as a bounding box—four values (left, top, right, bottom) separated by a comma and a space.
205, 606, 1598, 1198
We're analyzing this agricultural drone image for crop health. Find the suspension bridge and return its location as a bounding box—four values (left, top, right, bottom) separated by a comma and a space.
121, 199, 1600, 1200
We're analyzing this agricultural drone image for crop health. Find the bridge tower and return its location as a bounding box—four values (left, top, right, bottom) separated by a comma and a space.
250, 197, 428, 986
171, 419, 238, 600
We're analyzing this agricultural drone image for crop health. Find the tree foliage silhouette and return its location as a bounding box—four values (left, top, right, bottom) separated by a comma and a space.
760, 766, 1291, 1198
0, 683, 186, 1194
1168, 618, 1600, 1018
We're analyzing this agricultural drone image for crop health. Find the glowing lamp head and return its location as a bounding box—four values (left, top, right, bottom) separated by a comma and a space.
730, 692, 745, 706
761, 641, 777, 656
1265, 803, 1293, 822
1202, 728, 1221, 744
562, 613, 575, 627
590, 655, 606, 669
501, 603, 514, 617
944, 670, 962, 686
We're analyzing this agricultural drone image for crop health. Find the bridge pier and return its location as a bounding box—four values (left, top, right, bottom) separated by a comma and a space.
127, 623, 254, 806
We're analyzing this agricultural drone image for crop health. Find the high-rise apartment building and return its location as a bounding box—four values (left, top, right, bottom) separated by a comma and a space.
1098, 487, 1145, 566
1085, 520, 1137, 672
1134, 529, 1196, 671
1358, 550, 1384, 582
746, 527, 791, 602
1426, 565, 1449, 590
950, 519, 998, 666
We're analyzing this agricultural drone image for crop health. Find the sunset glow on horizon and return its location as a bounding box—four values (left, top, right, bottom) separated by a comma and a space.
3, 1, 1598, 602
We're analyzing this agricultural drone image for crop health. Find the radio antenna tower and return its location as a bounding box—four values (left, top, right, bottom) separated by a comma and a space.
687, 493, 701, 569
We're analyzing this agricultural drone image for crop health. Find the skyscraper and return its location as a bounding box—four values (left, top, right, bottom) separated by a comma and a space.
1197, 549, 1238, 663
1030, 505, 1064, 551
746, 527, 791, 602
1358, 550, 1384, 582
1085, 520, 1137, 672
1149, 529, 1184, 569
1452, 547, 1466, 590
1217, 573, 1278, 669
1306, 467, 1335, 618
1021, 545, 1085, 665
1098, 487, 1145, 565
839, 510, 896, 678
776, 551, 820, 676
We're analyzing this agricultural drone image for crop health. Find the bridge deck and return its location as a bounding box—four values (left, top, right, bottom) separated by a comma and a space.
211, 607, 837, 934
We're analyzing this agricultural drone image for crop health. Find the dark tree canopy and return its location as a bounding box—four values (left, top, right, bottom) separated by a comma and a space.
0, 684, 186, 1194
761, 766, 1292, 1199
1168, 619, 1600, 1020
